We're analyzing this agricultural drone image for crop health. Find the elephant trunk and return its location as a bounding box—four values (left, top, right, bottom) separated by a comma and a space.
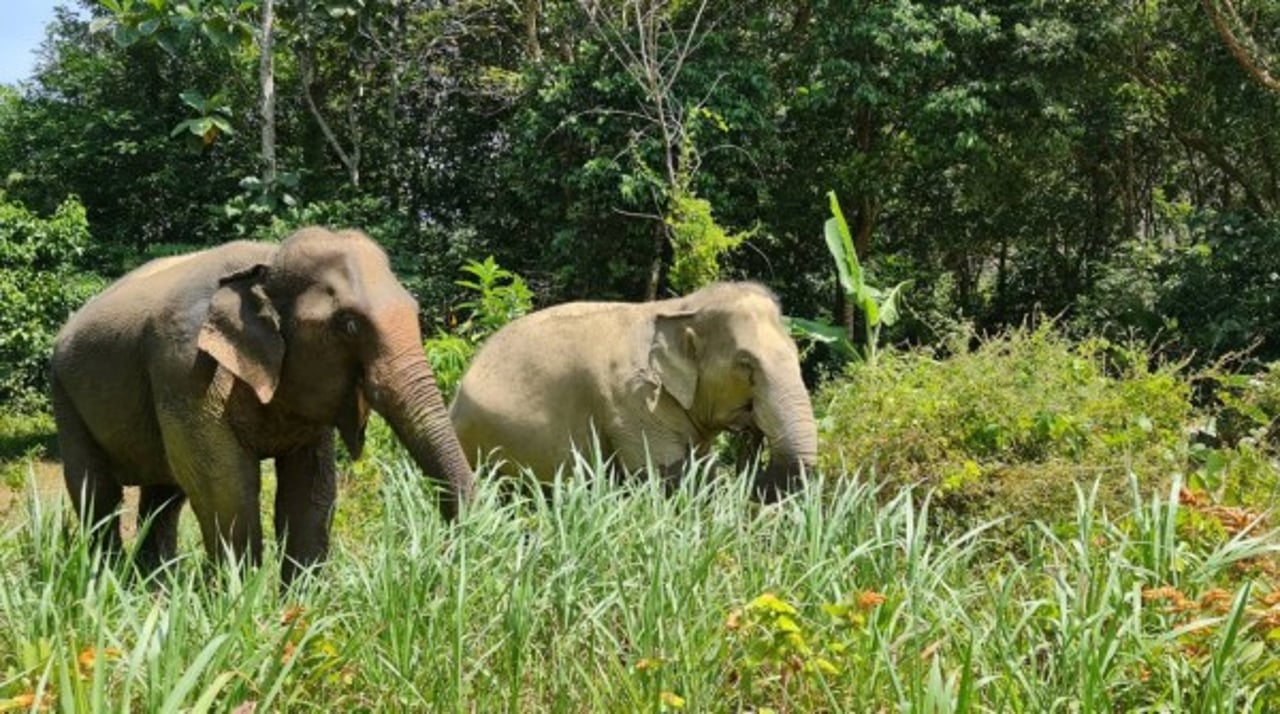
367, 347, 476, 519
751, 368, 819, 502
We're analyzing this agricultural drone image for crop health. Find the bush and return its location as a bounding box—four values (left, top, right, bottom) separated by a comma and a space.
0, 195, 103, 412
1188, 363, 1280, 510
1077, 212, 1280, 365
819, 325, 1193, 530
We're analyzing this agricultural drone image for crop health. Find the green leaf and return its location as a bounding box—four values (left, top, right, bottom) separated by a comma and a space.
774, 614, 801, 634
749, 592, 798, 615
862, 295, 880, 327
827, 191, 863, 294
824, 217, 854, 295
112, 24, 141, 47
158, 634, 228, 712
179, 90, 207, 111
188, 671, 235, 714
876, 280, 912, 328
210, 116, 235, 135
785, 316, 847, 344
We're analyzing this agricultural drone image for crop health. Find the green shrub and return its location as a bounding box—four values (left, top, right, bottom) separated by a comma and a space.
1077, 213, 1280, 365
423, 256, 532, 402
819, 325, 1193, 530
1188, 363, 1280, 509
665, 192, 748, 294
0, 195, 103, 412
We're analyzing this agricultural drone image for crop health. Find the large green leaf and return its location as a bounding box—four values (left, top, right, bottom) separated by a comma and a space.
179, 90, 207, 112
784, 315, 848, 344
785, 316, 858, 359
827, 191, 864, 297
877, 280, 913, 328
823, 217, 853, 295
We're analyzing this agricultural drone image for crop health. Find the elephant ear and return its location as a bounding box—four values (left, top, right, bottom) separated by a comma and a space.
649, 310, 701, 411
196, 264, 285, 405
336, 385, 370, 459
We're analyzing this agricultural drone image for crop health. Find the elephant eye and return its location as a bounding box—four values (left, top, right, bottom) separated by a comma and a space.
334, 311, 359, 337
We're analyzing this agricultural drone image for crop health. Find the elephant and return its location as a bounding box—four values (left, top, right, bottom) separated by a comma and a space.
449, 282, 818, 499
51, 227, 475, 582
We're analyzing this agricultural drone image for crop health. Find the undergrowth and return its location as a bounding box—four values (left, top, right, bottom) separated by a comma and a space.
1, 454, 1278, 712
818, 326, 1234, 533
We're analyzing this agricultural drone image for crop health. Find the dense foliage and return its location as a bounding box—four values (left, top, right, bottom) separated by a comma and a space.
820, 327, 1194, 527
0, 194, 101, 412
0, 0, 1276, 358
2, 3, 1280, 709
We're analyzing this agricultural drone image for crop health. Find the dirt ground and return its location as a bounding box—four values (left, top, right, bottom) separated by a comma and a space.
0, 460, 142, 538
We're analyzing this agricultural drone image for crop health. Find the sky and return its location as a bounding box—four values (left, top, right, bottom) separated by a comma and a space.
0, 1, 60, 86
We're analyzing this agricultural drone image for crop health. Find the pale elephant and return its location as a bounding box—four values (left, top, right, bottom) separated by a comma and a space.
450, 282, 818, 499
51, 227, 475, 582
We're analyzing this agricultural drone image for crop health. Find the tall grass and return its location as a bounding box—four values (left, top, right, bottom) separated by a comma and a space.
1, 456, 1277, 712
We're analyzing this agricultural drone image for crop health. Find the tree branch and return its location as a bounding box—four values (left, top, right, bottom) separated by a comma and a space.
1201, 0, 1280, 95
300, 51, 360, 187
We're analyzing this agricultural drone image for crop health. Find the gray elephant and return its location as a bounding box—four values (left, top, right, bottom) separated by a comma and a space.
51, 227, 475, 582
450, 282, 818, 499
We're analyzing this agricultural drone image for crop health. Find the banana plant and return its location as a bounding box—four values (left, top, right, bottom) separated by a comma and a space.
788, 191, 910, 366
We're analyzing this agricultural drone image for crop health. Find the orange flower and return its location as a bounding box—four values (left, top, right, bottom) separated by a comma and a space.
280, 605, 306, 626
1261, 590, 1280, 607
857, 590, 887, 610
1178, 487, 1207, 508
724, 609, 743, 632
634, 657, 663, 673
1254, 606, 1280, 631
1199, 588, 1232, 613
1142, 586, 1182, 601
77, 646, 122, 670
1143, 585, 1195, 613
8, 691, 53, 711
1203, 505, 1265, 535
281, 641, 296, 664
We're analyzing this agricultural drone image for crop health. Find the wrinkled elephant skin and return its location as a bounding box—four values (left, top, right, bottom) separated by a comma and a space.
52, 227, 475, 582
450, 282, 817, 499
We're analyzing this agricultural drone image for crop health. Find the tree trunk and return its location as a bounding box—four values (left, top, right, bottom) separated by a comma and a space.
646, 221, 665, 301
524, 0, 542, 61
259, 0, 276, 186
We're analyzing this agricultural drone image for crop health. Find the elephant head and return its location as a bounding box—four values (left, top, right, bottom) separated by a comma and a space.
649, 283, 818, 500
197, 227, 475, 517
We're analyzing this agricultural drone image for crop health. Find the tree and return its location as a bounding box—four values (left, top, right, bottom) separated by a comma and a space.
1202, 0, 1280, 95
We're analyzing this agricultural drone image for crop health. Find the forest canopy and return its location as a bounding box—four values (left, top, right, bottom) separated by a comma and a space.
2, 0, 1280, 387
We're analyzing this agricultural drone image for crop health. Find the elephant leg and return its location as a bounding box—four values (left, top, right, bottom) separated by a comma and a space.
52, 382, 123, 558
133, 484, 187, 574
273, 433, 337, 584
162, 420, 264, 570
616, 426, 691, 490
187, 465, 264, 571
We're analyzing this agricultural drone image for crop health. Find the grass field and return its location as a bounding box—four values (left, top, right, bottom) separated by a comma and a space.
1, 450, 1278, 713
